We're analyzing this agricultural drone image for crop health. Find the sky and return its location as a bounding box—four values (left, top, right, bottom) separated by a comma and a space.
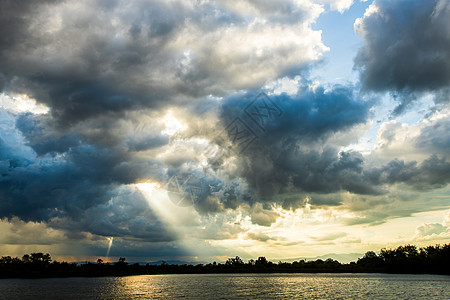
0, 0, 449, 263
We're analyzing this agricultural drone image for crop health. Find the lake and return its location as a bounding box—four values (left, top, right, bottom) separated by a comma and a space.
1, 273, 449, 299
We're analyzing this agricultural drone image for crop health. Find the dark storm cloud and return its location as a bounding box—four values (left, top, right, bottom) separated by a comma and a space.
162, 86, 374, 213
26, 79, 146, 129
0, 0, 328, 230
367, 155, 450, 191
126, 134, 169, 152
194, 86, 450, 210
216, 86, 376, 206
0, 158, 175, 242
0, 73, 5, 92
0, 0, 57, 53
0, 0, 206, 243
0, 0, 323, 128
13, 113, 163, 184
220, 86, 369, 144
0, 0, 193, 126
0, 113, 172, 241
0, 157, 107, 221
15, 113, 80, 156
354, 0, 450, 113
2, 83, 448, 240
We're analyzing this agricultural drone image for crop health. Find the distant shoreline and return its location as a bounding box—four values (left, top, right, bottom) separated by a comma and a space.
1, 243, 449, 279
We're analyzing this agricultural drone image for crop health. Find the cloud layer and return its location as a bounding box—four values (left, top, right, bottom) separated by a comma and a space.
0, 0, 449, 259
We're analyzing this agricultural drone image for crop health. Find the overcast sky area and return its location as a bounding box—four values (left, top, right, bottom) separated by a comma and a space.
0, 0, 449, 263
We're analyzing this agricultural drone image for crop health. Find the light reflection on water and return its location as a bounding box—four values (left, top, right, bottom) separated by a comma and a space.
1, 273, 449, 299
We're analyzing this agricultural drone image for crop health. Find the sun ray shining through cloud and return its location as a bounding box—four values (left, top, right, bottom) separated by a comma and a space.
106, 237, 114, 257
135, 181, 213, 258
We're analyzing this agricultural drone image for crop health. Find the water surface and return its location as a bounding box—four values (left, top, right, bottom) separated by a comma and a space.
1, 273, 449, 299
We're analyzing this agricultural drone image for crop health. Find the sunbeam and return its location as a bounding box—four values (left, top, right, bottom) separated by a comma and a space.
135, 181, 198, 226
106, 237, 114, 257
135, 181, 212, 259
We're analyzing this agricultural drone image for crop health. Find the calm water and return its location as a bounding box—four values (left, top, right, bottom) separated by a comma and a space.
1, 273, 449, 299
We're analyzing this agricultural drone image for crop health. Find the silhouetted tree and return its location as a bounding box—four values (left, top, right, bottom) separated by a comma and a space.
255, 256, 268, 266
226, 256, 244, 266
30, 253, 51, 265
115, 257, 127, 266
22, 254, 32, 264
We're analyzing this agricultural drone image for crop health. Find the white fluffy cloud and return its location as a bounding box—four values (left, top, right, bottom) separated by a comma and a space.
414, 211, 450, 241
370, 108, 450, 164
320, 0, 355, 13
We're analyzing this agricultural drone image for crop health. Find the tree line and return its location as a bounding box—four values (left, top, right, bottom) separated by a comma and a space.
0, 244, 449, 278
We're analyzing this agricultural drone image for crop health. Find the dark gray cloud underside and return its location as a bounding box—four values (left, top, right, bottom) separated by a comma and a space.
355, 0, 450, 113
